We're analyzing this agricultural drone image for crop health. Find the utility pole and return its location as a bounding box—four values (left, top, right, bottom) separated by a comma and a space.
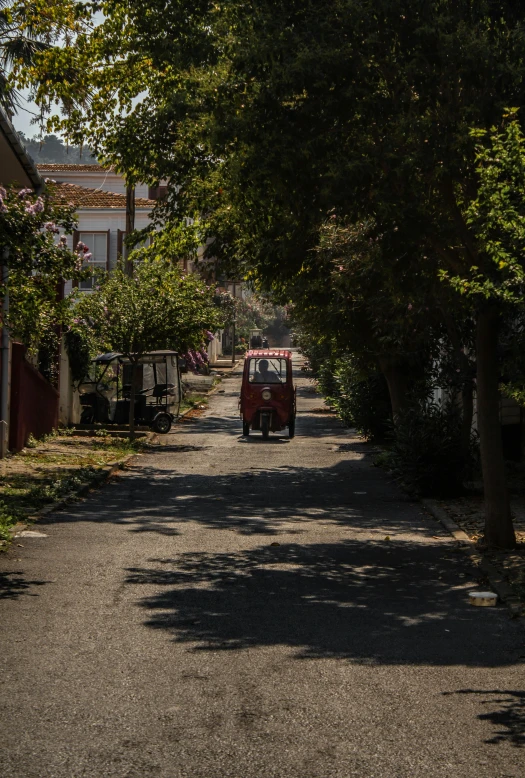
125, 183, 135, 276
231, 282, 236, 366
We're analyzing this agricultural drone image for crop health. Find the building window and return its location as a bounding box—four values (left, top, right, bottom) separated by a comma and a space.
75, 231, 110, 291
148, 185, 168, 200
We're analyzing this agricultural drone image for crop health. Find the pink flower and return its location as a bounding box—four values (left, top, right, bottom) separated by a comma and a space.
18, 188, 33, 198
0, 187, 6, 199
83, 252, 92, 261
407, 303, 413, 310
33, 197, 44, 213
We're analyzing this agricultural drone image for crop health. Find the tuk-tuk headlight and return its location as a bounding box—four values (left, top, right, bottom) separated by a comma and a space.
261, 389, 272, 401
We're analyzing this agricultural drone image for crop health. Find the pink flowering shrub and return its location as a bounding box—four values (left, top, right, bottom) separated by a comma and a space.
0, 183, 80, 355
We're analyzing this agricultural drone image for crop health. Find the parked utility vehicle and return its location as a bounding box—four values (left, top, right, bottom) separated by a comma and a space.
79, 350, 181, 434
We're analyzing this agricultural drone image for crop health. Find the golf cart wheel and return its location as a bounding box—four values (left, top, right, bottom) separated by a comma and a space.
243, 420, 250, 436
261, 414, 270, 440
80, 408, 94, 424
288, 416, 296, 439
152, 413, 172, 434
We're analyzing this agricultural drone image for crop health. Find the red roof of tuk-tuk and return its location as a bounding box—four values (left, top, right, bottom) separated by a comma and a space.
245, 349, 292, 359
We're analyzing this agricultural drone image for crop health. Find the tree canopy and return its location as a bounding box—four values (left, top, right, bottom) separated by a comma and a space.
68, 254, 226, 433
23, 0, 525, 545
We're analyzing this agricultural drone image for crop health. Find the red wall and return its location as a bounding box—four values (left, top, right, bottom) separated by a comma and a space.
9, 343, 59, 451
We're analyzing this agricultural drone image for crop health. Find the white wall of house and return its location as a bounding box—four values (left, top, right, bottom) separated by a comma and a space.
58, 337, 82, 426
62, 207, 154, 294
207, 334, 224, 363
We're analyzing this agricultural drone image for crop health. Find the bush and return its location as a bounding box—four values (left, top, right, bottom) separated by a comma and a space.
318, 357, 392, 441
64, 326, 96, 384
391, 400, 477, 497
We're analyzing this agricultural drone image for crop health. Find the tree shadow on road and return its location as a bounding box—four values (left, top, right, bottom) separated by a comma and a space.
171, 411, 348, 439
123, 538, 521, 668
444, 689, 525, 746
0, 571, 49, 600
36, 456, 430, 539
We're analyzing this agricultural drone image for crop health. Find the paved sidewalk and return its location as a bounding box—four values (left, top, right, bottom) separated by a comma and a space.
0, 352, 524, 777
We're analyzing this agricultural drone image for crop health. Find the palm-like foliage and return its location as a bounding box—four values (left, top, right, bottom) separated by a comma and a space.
0, 0, 49, 113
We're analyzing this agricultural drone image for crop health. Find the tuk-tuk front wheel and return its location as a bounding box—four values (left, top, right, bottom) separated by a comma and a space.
152, 412, 172, 434
288, 416, 296, 439
261, 413, 270, 440
243, 420, 250, 436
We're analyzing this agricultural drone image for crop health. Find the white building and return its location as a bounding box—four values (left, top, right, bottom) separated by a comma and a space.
37, 164, 159, 293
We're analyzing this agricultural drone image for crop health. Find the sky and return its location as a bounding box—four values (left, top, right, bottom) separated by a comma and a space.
11, 91, 46, 137
10, 10, 106, 138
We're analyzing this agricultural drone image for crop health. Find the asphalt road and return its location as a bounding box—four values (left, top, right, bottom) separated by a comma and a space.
1, 352, 524, 777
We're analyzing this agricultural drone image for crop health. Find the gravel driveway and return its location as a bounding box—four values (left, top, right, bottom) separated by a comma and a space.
1, 352, 524, 777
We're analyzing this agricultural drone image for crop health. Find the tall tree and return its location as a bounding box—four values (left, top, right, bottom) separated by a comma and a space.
70, 253, 225, 436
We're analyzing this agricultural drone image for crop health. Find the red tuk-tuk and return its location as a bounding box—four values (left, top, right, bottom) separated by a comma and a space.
240, 350, 296, 439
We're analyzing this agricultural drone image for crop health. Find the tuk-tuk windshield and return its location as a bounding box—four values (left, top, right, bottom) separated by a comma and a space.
248, 357, 287, 384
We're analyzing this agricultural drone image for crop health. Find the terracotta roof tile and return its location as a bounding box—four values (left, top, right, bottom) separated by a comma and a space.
37, 163, 112, 172
50, 182, 155, 210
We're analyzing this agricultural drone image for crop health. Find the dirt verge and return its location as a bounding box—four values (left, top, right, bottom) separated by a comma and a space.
0, 431, 145, 549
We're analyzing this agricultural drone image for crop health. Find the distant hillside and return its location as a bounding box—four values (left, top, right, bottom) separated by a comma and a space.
18, 133, 98, 165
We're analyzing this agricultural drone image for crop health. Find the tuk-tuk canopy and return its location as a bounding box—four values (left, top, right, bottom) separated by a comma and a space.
93, 350, 179, 365
245, 349, 292, 360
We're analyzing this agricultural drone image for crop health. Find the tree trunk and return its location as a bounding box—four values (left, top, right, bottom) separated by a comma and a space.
128, 360, 137, 441
460, 377, 474, 461
438, 305, 474, 459
476, 305, 516, 548
125, 184, 135, 277
378, 358, 409, 422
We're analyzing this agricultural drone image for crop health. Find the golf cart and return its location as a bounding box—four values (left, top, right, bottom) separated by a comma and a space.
79, 350, 181, 434
249, 328, 263, 349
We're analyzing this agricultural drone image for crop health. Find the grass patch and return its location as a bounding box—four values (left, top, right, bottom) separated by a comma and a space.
179, 392, 209, 415
0, 433, 143, 550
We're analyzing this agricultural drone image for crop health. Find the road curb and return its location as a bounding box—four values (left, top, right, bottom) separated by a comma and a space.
422, 498, 523, 617
176, 361, 243, 420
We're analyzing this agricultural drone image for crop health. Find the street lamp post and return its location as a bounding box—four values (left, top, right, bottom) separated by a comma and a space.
231, 281, 237, 366
231, 317, 236, 366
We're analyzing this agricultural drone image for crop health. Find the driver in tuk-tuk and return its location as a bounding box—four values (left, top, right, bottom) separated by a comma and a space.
254, 359, 281, 383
